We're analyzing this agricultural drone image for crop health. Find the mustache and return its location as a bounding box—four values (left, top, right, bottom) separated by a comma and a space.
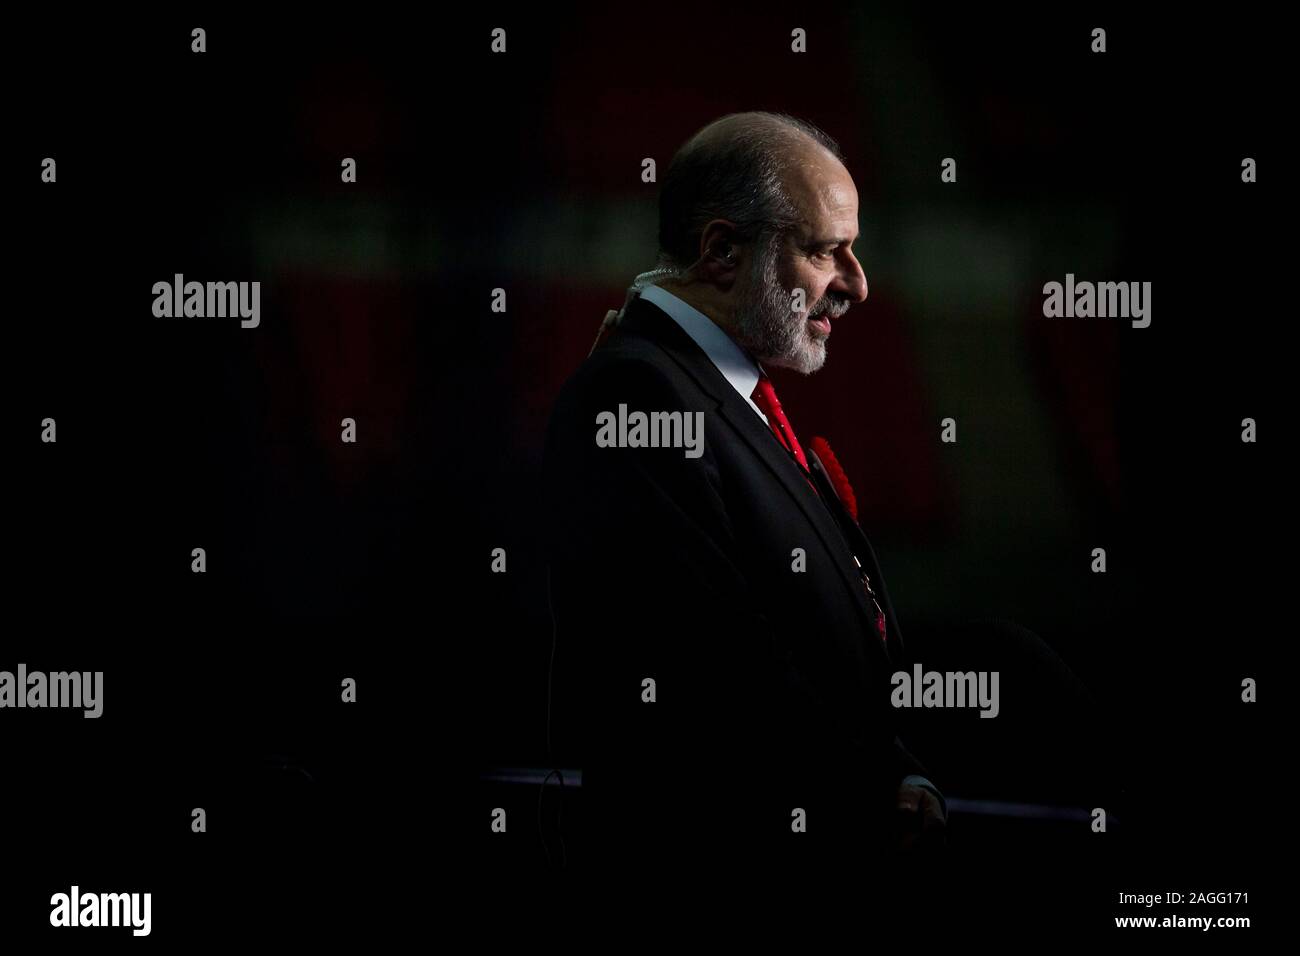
810, 297, 850, 319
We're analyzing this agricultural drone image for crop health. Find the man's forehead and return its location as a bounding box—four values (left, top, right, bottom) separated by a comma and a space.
784, 156, 858, 233
795, 201, 859, 244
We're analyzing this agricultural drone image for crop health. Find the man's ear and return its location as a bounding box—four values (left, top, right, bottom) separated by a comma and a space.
696, 220, 742, 286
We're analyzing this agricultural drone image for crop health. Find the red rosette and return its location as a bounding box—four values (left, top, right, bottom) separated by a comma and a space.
808, 436, 858, 522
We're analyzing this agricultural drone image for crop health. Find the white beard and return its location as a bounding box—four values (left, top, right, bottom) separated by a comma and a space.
733, 240, 843, 375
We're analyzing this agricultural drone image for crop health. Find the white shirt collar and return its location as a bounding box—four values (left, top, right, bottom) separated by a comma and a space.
637, 284, 769, 422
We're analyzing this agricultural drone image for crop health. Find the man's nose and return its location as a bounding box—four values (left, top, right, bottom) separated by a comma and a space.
835, 248, 869, 304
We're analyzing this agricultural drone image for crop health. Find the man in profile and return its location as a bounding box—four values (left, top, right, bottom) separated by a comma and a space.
542, 112, 945, 876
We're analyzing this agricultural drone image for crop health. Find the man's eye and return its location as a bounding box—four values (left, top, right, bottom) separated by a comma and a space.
817, 248, 835, 259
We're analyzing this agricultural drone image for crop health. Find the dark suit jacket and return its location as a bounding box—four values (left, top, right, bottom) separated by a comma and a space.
542, 290, 933, 874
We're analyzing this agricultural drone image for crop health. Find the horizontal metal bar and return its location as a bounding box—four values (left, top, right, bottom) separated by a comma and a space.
481, 768, 1106, 823
482, 767, 582, 787
944, 798, 1100, 823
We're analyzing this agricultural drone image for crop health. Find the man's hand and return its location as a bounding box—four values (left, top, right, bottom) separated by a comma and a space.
893, 781, 947, 851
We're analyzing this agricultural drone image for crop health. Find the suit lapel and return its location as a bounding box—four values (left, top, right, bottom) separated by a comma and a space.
614, 295, 892, 668
806, 448, 905, 664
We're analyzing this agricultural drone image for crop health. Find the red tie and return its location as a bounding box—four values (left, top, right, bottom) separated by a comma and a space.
751, 373, 810, 472
752, 373, 888, 649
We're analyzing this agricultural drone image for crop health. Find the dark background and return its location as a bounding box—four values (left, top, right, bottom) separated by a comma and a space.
6, 6, 1280, 938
